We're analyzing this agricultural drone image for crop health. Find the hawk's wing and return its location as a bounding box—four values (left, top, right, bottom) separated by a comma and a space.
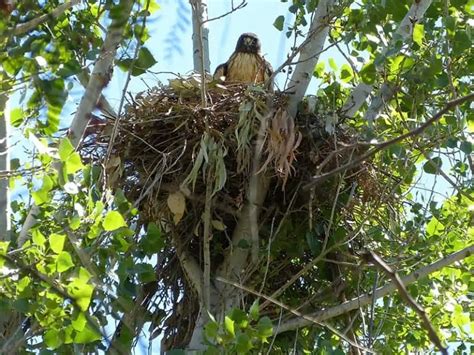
213, 63, 228, 81
263, 58, 274, 90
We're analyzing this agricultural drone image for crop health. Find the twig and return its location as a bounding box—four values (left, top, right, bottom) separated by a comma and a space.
304, 93, 474, 189
276, 244, 474, 333
367, 251, 448, 354
202, 0, 247, 24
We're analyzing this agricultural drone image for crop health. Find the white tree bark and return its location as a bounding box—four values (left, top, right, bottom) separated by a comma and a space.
287, 0, 335, 117
0, 94, 10, 241
190, 0, 210, 74
18, 0, 134, 246
342, 0, 433, 120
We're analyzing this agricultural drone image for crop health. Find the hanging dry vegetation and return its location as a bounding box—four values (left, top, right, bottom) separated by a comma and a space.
80, 76, 386, 347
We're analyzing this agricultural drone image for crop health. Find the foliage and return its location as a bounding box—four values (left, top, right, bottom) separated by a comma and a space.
0, 0, 473, 354
203, 301, 274, 354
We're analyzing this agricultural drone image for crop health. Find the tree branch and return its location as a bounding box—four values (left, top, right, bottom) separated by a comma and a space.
275, 244, 474, 333
12, 0, 81, 36
216, 276, 372, 353
341, 0, 434, 119
286, 0, 336, 117
368, 251, 447, 354
304, 93, 474, 188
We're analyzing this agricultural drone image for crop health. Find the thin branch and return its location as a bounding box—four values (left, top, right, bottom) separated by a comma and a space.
202, 0, 246, 24
368, 251, 447, 354
304, 93, 474, 188
276, 244, 474, 333
12, 0, 81, 36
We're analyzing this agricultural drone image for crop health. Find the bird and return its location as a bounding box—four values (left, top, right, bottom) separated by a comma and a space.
213, 33, 273, 87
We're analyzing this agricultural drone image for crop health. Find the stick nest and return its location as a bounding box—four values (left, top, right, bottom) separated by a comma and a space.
81, 77, 385, 349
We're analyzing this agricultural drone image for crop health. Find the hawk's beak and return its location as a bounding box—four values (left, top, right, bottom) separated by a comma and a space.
244, 37, 253, 46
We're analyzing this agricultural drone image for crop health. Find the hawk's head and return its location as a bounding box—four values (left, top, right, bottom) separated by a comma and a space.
235, 33, 261, 54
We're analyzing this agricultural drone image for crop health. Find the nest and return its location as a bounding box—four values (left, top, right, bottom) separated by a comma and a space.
81, 76, 385, 349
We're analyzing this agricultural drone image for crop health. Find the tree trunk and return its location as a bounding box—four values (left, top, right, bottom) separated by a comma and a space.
185, 0, 336, 350
0, 93, 10, 240
190, 0, 210, 74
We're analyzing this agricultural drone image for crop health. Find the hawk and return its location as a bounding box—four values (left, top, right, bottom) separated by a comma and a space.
213, 33, 273, 87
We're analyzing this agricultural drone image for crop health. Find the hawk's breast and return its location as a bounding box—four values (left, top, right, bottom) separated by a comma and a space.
226, 53, 267, 83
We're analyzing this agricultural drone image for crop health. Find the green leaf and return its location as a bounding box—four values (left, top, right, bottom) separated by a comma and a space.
32, 175, 54, 205
257, 316, 273, 340
103, 211, 127, 231
249, 299, 259, 321
340, 64, 353, 82
224, 316, 235, 337
65, 152, 84, 175
314, 61, 325, 77
119, 47, 158, 76
229, 308, 249, 328
328, 58, 338, 71
423, 157, 442, 174
58, 138, 75, 162
139, 222, 164, 256
49, 233, 65, 254
204, 320, 219, 340
74, 322, 101, 344
451, 304, 469, 330
68, 278, 94, 311
0, 241, 8, 256
360, 62, 376, 84
148, 1, 161, 13
306, 0, 318, 12
134, 263, 156, 283
44, 329, 63, 349
426, 216, 445, 236
69, 216, 81, 230
56, 251, 74, 272
78, 267, 92, 282
10, 107, 24, 127
236, 333, 253, 353
32, 229, 46, 247
413, 23, 424, 47
460, 141, 472, 154
72, 312, 87, 331
273, 15, 285, 31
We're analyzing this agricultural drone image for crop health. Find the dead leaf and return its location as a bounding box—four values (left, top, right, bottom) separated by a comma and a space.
167, 191, 186, 224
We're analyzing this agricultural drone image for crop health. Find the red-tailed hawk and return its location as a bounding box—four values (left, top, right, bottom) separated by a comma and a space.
213, 33, 273, 87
